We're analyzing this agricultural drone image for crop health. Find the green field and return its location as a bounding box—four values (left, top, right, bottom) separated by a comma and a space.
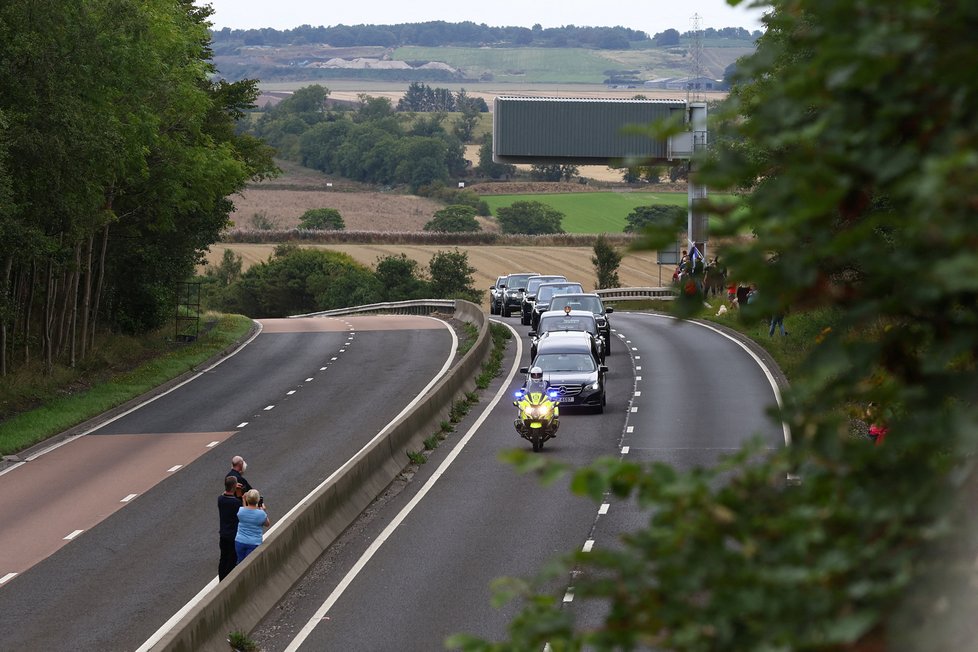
393, 47, 639, 84
483, 191, 692, 233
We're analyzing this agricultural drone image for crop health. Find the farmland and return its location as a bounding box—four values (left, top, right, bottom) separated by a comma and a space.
203, 243, 674, 308
483, 191, 690, 233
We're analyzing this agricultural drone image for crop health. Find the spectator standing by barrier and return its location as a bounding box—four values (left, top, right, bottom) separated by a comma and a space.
235, 489, 270, 563
227, 455, 252, 498
217, 476, 240, 580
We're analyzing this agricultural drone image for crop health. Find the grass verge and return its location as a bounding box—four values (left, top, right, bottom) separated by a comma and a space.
0, 314, 254, 456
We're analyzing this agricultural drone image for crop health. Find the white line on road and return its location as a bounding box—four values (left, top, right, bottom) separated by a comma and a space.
236, 422, 249, 428
206, 441, 220, 448
305, 378, 314, 382
563, 590, 574, 603
264, 405, 275, 411
599, 503, 610, 515
64, 530, 84, 541
331, 357, 338, 361
631, 347, 638, 351
121, 494, 138, 503
280, 320, 521, 652
320, 367, 327, 371
167, 465, 182, 473
622, 446, 630, 454
340, 349, 346, 352
0, 572, 17, 585
636, 376, 642, 381
630, 407, 638, 413
635, 355, 641, 360
627, 426, 634, 433
634, 391, 642, 397
582, 540, 594, 553
636, 366, 642, 371
287, 390, 296, 395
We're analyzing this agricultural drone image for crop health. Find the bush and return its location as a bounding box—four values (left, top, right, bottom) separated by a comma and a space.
496, 200, 565, 235
298, 207, 345, 230
423, 205, 481, 232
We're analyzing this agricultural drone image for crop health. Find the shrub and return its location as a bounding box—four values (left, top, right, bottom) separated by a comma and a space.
423, 205, 481, 232
496, 200, 565, 235
298, 207, 345, 230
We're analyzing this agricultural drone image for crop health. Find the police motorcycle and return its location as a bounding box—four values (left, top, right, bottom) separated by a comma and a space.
513, 366, 560, 452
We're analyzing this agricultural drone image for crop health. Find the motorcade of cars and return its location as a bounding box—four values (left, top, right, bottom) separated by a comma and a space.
499, 272, 540, 317
523, 330, 608, 413
530, 281, 585, 331
488, 275, 508, 315
548, 293, 615, 354
519, 275, 567, 325
529, 309, 605, 362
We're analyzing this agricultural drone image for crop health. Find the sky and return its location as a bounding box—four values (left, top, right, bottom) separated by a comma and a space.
198, 0, 767, 36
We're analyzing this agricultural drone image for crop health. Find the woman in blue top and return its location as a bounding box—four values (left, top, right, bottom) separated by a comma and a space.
235, 489, 270, 563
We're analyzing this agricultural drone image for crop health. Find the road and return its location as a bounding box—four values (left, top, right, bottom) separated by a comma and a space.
0, 315, 456, 651
252, 310, 787, 651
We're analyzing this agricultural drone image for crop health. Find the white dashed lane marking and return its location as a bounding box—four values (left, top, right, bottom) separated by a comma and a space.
287, 390, 296, 395
0, 573, 17, 585
121, 494, 138, 503
236, 422, 249, 428
305, 378, 313, 382
264, 405, 275, 411
563, 589, 574, 603
630, 407, 638, 413
206, 441, 219, 448
63, 530, 83, 541
599, 503, 610, 515
582, 540, 595, 553
167, 465, 182, 473
627, 426, 634, 433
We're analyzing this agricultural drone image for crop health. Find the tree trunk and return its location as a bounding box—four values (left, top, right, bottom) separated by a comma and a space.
24, 260, 36, 366
66, 244, 81, 367
43, 259, 55, 374
0, 256, 11, 377
80, 233, 93, 359
90, 223, 110, 351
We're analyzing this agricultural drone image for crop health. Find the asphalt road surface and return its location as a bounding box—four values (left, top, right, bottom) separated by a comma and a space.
251, 310, 787, 651
0, 315, 456, 651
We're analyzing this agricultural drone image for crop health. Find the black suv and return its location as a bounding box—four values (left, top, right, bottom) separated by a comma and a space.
488, 275, 507, 315
499, 272, 540, 317
549, 293, 615, 354
519, 275, 566, 325
530, 281, 584, 331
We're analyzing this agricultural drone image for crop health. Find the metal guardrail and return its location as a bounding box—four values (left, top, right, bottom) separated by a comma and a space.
595, 287, 677, 301
290, 299, 456, 318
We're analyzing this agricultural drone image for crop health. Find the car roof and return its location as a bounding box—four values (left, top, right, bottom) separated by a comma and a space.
534, 331, 596, 354
539, 309, 597, 322
549, 293, 606, 307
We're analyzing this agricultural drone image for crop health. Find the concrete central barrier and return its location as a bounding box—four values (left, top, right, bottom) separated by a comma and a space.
151, 300, 490, 651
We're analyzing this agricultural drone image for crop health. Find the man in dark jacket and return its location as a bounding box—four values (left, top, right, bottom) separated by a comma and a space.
218, 475, 241, 580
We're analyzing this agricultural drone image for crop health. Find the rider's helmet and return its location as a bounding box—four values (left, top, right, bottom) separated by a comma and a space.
529, 366, 544, 381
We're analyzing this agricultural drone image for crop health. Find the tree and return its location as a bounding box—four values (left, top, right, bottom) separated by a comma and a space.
623, 204, 685, 234
476, 136, 515, 180
299, 208, 345, 230
591, 235, 622, 289
495, 201, 565, 235
427, 249, 481, 303
652, 28, 680, 46
454, 1, 978, 650
423, 205, 481, 232
374, 254, 427, 301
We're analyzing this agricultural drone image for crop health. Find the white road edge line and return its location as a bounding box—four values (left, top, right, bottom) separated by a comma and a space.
0, 572, 17, 585
206, 441, 220, 448
2, 321, 265, 474
64, 530, 83, 541
136, 315, 459, 652
281, 319, 522, 652
167, 465, 182, 473
121, 494, 138, 503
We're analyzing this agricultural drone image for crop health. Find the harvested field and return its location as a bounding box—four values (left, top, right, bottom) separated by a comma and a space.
202, 243, 673, 310
229, 188, 444, 231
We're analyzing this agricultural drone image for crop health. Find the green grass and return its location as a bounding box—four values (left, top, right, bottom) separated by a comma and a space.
393, 46, 626, 84
0, 314, 254, 456
484, 192, 691, 233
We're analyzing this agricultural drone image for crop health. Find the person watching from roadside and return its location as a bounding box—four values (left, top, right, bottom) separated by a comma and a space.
235, 489, 269, 564
218, 475, 241, 580
227, 455, 252, 499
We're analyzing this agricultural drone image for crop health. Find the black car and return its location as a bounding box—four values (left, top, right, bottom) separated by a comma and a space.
524, 331, 608, 413
488, 275, 507, 315
530, 282, 584, 331
549, 293, 615, 354
529, 309, 605, 362
499, 272, 540, 317
519, 275, 567, 325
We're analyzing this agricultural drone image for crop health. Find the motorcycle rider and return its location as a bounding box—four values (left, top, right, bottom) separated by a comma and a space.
515, 366, 559, 436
